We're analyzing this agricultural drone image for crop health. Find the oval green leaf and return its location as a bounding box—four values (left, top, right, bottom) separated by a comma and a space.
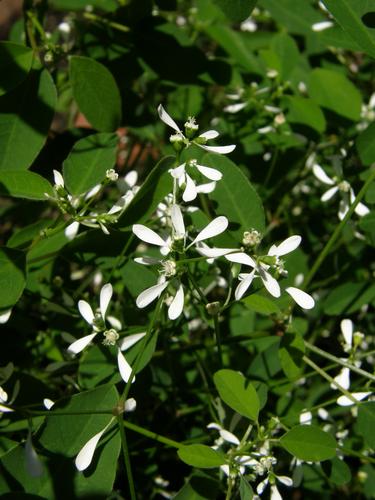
204, 154, 265, 243
280, 425, 337, 462
322, 0, 375, 59
308, 68, 362, 121
0, 170, 53, 200
213, 0, 257, 22
62, 133, 118, 195
0, 42, 34, 96
70, 56, 122, 132
0, 68, 57, 170
213, 369, 260, 421
177, 444, 226, 468
0, 248, 26, 310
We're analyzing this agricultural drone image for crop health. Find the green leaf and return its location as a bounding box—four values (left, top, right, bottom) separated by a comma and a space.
278, 332, 305, 381
243, 294, 281, 315
70, 56, 122, 132
177, 444, 226, 468
204, 154, 265, 242
286, 96, 326, 133
0, 42, 34, 96
204, 25, 262, 74
7, 220, 51, 249
322, 457, 351, 485
213, 0, 257, 22
0, 247, 26, 310
0, 68, 57, 170
0, 171, 52, 200
308, 68, 362, 121
280, 425, 337, 462
357, 402, 375, 449
271, 33, 299, 80
213, 369, 260, 421
62, 133, 118, 195
118, 156, 174, 228
240, 476, 254, 500
261, 0, 324, 35
356, 122, 375, 165
38, 385, 120, 496
322, 0, 375, 59
174, 474, 221, 499
323, 282, 375, 315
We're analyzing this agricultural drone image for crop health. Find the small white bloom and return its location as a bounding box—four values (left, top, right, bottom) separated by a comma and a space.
337, 392, 372, 407
312, 21, 334, 31
158, 104, 236, 154
75, 419, 114, 471
0, 308, 12, 324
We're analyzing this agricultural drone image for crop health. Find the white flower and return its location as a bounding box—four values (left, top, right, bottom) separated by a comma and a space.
312, 164, 369, 220
169, 159, 222, 202
0, 386, 13, 413
158, 104, 236, 154
240, 17, 257, 32
299, 410, 312, 425
67, 284, 143, 383
133, 205, 229, 319
75, 418, 114, 471
257, 475, 293, 498
226, 236, 315, 309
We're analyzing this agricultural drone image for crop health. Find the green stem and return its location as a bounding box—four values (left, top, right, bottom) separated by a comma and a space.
83, 12, 130, 33
303, 355, 358, 404
187, 269, 208, 304
213, 313, 223, 367
225, 478, 234, 500
123, 420, 182, 448
305, 341, 375, 383
303, 166, 375, 290
118, 415, 136, 500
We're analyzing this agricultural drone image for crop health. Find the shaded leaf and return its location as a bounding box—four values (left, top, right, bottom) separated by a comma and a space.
177, 444, 226, 468
0, 171, 52, 200
280, 425, 337, 462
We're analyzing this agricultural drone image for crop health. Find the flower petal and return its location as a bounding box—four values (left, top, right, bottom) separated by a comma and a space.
219, 429, 240, 445
132, 224, 167, 247
182, 174, 197, 202
117, 348, 134, 383
355, 201, 370, 217
340, 319, 353, 347
157, 104, 182, 134
224, 102, 247, 113
124, 170, 138, 188
256, 478, 269, 495
259, 267, 280, 298
107, 315, 122, 330
196, 181, 216, 193
196, 247, 237, 258
235, 271, 255, 300
136, 282, 169, 309
0, 308, 12, 324
168, 285, 184, 320
134, 256, 160, 266
195, 164, 223, 181
75, 421, 112, 471
269, 235, 301, 256
332, 367, 350, 390
313, 164, 334, 185
276, 475, 293, 487
53, 169, 64, 187
199, 144, 236, 154
270, 484, 282, 500
337, 392, 371, 407
100, 283, 113, 320
199, 130, 219, 140
65, 221, 80, 240
78, 300, 95, 325
119, 332, 146, 351
169, 164, 186, 179
226, 252, 256, 267
171, 204, 185, 236
321, 186, 338, 202
285, 287, 315, 309
312, 20, 334, 31
68, 333, 98, 355
43, 398, 55, 410
191, 216, 228, 245
124, 398, 137, 412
